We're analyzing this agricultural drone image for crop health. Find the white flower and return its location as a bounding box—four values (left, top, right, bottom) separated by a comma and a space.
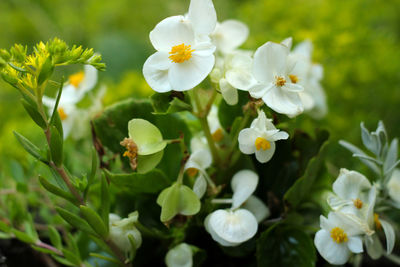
387, 168, 400, 206
238, 110, 289, 163
314, 211, 364, 265
185, 147, 212, 198
210, 51, 256, 105
109, 212, 142, 253
143, 0, 217, 92
207, 106, 225, 142
205, 170, 269, 246
211, 20, 249, 53
249, 41, 304, 117
165, 243, 193, 267
288, 40, 327, 118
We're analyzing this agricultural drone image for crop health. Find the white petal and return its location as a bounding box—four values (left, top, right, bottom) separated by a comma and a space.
281, 37, 293, 49
190, 135, 208, 152
168, 54, 215, 91
79, 65, 98, 93
242, 195, 270, 223
165, 243, 193, 267
204, 214, 239, 246
248, 83, 273, 99
231, 170, 258, 209
347, 236, 363, 253
212, 20, 249, 52
143, 52, 173, 93
226, 68, 256, 91
188, 0, 217, 36
380, 219, 395, 254
150, 16, 195, 51
192, 41, 216, 57
42, 96, 56, 108
255, 142, 276, 163
238, 128, 257, 154
293, 40, 313, 59
332, 169, 371, 201
299, 91, 315, 111
252, 42, 289, 84
193, 175, 207, 199
220, 78, 238, 105
282, 83, 304, 92
388, 169, 400, 204
314, 229, 351, 265
185, 149, 212, 171
263, 86, 303, 117
207, 209, 258, 243
365, 234, 383, 260
270, 131, 289, 141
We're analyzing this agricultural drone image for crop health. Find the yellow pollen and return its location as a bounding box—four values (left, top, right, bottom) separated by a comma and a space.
187, 168, 199, 177
353, 198, 363, 209
275, 76, 286, 86
255, 137, 271, 151
212, 128, 223, 142
120, 138, 138, 170
289, 74, 299, 84
69, 71, 85, 88
330, 227, 348, 243
374, 213, 382, 230
58, 107, 68, 121
169, 43, 195, 63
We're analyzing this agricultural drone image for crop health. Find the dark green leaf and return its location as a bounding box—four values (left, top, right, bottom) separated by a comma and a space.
104, 168, 169, 194
151, 92, 192, 114
21, 99, 47, 129
257, 225, 316, 267
79, 205, 108, 238
100, 174, 110, 228
13, 131, 48, 163
39, 175, 77, 204
50, 125, 63, 166
61, 248, 81, 266
218, 91, 249, 131
56, 207, 96, 235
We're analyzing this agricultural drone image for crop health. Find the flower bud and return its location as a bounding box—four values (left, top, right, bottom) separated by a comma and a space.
109, 212, 142, 252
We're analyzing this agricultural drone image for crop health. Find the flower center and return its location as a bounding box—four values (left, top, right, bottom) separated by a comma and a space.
289, 74, 298, 84
58, 107, 68, 121
69, 71, 85, 88
169, 43, 195, 63
374, 213, 382, 230
120, 138, 138, 170
187, 168, 199, 177
353, 198, 363, 209
330, 227, 348, 243
212, 128, 223, 142
255, 137, 271, 151
275, 76, 286, 87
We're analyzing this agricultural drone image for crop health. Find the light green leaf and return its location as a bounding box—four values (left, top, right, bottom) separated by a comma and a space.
50, 125, 63, 166
39, 175, 77, 204
157, 183, 180, 222
48, 226, 62, 250
13, 131, 48, 163
21, 99, 47, 129
178, 185, 201, 216
128, 118, 167, 155
79, 205, 109, 238
137, 150, 164, 173
56, 207, 96, 235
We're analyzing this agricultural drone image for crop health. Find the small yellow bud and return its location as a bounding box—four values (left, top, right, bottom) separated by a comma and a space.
255, 137, 271, 151
330, 227, 348, 243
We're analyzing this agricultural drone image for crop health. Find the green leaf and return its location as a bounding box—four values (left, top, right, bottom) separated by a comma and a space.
84, 147, 98, 198
31, 245, 59, 256
0, 221, 11, 233
79, 205, 108, 238
39, 175, 77, 204
49, 77, 65, 134
178, 185, 201, 216
104, 169, 169, 194
128, 118, 167, 155
50, 125, 63, 166
21, 99, 47, 129
12, 229, 36, 244
56, 207, 96, 235
52, 255, 75, 266
48, 226, 62, 250
137, 150, 164, 173
284, 142, 330, 209
100, 174, 110, 228
37, 56, 54, 85
62, 248, 81, 266
13, 131, 48, 163
218, 91, 249, 131
89, 253, 122, 265
151, 92, 192, 114
257, 225, 316, 267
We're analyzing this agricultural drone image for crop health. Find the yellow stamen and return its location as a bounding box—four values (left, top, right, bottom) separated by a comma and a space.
374, 213, 382, 230
330, 227, 348, 243
212, 128, 223, 142
120, 138, 138, 170
289, 74, 299, 84
353, 198, 363, 209
275, 76, 286, 86
58, 107, 68, 121
187, 168, 199, 177
169, 43, 195, 63
255, 137, 271, 151
69, 71, 85, 88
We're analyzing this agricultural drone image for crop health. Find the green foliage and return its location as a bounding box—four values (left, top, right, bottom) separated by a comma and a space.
257, 224, 316, 267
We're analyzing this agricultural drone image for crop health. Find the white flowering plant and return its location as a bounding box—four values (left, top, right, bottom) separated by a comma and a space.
0, 0, 398, 267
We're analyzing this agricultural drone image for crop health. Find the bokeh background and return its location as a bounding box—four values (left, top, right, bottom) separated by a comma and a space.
0, 0, 399, 188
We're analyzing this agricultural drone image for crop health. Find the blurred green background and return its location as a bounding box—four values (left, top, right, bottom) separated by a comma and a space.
0, 0, 400, 173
